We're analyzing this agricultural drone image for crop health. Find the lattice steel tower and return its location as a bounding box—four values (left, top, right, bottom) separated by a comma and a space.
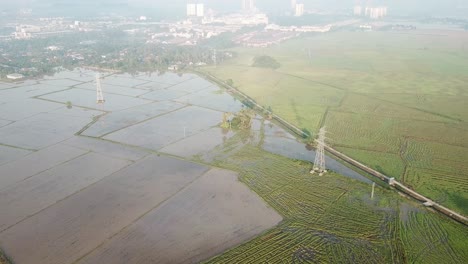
212, 49, 217, 66
311, 127, 327, 175
96, 73, 105, 104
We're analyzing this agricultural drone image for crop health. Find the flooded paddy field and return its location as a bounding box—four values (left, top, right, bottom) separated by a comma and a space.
39, 88, 151, 112
0, 120, 11, 128
160, 127, 235, 158
75, 82, 149, 97
0, 146, 32, 166
41, 78, 84, 87
0, 83, 74, 99
166, 76, 214, 93
104, 106, 222, 150
175, 88, 244, 113
100, 75, 150, 88
0, 152, 131, 232
62, 136, 148, 161
0, 69, 286, 264
0, 82, 14, 90
0, 156, 209, 264
0, 98, 63, 121
0, 144, 87, 190
140, 88, 189, 101
0, 110, 97, 149
135, 72, 195, 84
82, 101, 185, 138
78, 168, 282, 264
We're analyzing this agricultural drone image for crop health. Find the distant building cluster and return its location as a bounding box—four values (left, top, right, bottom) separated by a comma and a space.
242, 0, 255, 11
6, 73, 25, 80
187, 3, 204, 17
202, 13, 268, 26
354, 6, 388, 19
290, 1, 305, 17
11, 18, 96, 40
18, 9, 32, 16
353, 6, 363, 16
294, 3, 305, 17
359, 24, 372, 31
234, 31, 297, 48
14, 25, 40, 39
234, 23, 332, 48
366, 7, 387, 19
265, 24, 331, 33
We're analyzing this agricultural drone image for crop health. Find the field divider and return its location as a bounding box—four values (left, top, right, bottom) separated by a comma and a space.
195, 69, 468, 227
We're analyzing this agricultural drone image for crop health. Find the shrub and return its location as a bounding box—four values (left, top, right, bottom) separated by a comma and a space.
252, 55, 281, 69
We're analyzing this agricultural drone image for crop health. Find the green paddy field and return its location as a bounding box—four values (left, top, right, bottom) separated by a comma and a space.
201, 29, 468, 216
202, 28, 468, 262
204, 132, 468, 263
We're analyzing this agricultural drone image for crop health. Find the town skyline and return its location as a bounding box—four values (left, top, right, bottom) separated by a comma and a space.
2, 0, 468, 17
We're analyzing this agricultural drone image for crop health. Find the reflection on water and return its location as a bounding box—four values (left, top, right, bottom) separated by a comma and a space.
260, 123, 372, 184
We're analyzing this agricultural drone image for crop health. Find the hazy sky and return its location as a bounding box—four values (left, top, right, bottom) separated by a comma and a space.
2, 0, 468, 17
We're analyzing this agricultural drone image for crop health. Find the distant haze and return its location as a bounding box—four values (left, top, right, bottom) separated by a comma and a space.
1, 0, 467, 18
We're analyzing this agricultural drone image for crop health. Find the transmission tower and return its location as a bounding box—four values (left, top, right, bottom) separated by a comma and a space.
96, 73, 105, 104
212, 49, 217, 66
311, 127, 327, 176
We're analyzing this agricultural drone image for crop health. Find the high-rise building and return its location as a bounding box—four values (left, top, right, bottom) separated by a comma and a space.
187, 3, 205, 17
365, 6, 371, 16
187, 3, 197, 16
242, 0, 255, 11
291, 0, 297, 10
362, 6, 388, 19
196, 3, 204, 17
295, 3, 304, 17
353, 6, 362, 16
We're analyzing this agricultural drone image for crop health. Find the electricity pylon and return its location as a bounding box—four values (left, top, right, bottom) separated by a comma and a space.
212, 49, 217, 66
311, 127, 327, 176
96, 73, 105, 104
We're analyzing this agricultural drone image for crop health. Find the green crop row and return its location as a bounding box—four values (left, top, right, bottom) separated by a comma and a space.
205, 143, 468, 263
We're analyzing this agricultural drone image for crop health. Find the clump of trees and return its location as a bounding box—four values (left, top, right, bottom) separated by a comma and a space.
301, 128, 312, 139
252, 55, 281, 69
231, 109, 255, 130
0, 28, 232, 79
221, 112, 233, 129
242, 99, 256, 109
200, 32, 235, 49
221, 109, 255, 130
